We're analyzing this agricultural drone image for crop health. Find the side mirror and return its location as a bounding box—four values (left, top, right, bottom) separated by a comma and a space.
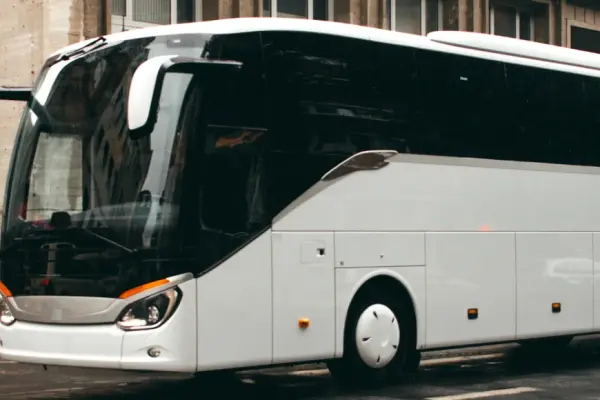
127, 55, 242, 139
0, 86, 32, 102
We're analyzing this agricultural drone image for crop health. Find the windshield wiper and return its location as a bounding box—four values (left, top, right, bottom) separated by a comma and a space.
56, 37, 107, 63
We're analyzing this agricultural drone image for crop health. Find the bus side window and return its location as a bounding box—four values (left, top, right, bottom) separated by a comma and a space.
263, 32, 418, 156
505, 64, 589, 166
414, 49, 513, 161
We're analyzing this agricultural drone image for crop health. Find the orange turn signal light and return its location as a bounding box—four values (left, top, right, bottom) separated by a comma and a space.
0, 281, 12, 298
298, 318, 310, 329
118, 279, 170, 299
467, 308, 478, 320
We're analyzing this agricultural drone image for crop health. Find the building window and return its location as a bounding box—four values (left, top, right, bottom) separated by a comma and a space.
278, 0, 308, 18
109, 0, 335, 29
390, 0, 453, 36
263, 0, 332, 20
111, 0, 126, 16
133, 0, 171, 24
177, 0, 196, 23
112, 0, 196, 31
393, 0, 422, 34
571, 25, 600, 54
490, 2, 549, 43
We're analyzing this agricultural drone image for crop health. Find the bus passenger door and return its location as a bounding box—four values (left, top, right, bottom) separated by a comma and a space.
271, 231, 336, 363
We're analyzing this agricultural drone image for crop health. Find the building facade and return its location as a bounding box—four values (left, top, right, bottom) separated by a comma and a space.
1, 0, 600, 218
108, 0, 600, 52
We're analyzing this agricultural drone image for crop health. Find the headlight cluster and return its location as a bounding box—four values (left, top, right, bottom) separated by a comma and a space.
0, 293, 15, 326
117, 287, 180, 331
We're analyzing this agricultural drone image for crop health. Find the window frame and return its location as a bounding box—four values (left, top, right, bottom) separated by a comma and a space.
111, 0, 336, 28
489, 0, 552, 42
489, 3, 535, 41
390, 0, 444, 35
111, 0, 202, 30
266, 0, 335, 20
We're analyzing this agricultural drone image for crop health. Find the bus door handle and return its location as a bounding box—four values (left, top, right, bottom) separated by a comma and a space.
300, 241, 327, 264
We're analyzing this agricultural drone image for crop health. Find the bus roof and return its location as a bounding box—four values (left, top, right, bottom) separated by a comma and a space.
50, 17, 600, 78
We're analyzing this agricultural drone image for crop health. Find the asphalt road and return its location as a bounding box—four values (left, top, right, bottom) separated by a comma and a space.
4, 337, 600, 399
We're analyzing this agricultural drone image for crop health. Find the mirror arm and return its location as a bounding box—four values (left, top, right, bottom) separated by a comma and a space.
0, 86, 32, 102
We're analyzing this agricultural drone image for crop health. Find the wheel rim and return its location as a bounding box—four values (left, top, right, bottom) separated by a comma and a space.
355, 303, 400, 369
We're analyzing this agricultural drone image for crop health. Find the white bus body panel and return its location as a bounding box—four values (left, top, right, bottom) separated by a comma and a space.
426, 232, 517, 347
196, 230, 273, 371
274, 154, 600, 349
0, 322, 124, 369
516, 233, 593, 338
271, 231, 335, 363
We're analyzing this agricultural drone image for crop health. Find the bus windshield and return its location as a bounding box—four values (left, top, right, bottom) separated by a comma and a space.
0, 33, 212, 298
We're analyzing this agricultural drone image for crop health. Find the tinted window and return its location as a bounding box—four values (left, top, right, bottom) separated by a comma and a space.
414, 49, 513, 160
263, 31, 418, 156
414, 48, 597, 167
504, 63, 590, 166
206, 33, 267, 129
261, 32, 600, 170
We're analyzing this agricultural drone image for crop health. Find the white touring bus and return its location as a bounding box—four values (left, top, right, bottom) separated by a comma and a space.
1, 17, 600, 386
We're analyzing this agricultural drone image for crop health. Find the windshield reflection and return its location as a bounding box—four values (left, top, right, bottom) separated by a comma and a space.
3, 34, 209, 250
0, 34, 212, 299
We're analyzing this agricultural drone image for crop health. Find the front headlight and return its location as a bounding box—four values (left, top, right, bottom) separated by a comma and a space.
0, 294, 15, 326
116, 287, 181, 331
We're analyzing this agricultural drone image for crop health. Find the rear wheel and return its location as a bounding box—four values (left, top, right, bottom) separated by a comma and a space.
327, 288, 416, 387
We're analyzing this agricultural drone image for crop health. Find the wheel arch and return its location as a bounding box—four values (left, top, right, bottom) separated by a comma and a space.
336, 269, 420, 358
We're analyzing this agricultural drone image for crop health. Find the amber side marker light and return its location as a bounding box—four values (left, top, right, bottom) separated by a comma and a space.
552, 303, 561, 313
0, 281, 13, 298
119, 279, 170, 299
467, 308, 478, 320
298, 318, 310, 329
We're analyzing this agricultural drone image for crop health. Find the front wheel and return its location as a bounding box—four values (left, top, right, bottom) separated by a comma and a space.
327, 289, 416, 387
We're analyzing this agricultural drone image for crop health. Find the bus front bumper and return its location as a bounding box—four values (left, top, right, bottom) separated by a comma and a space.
0, 321, 124, 369
0, 319, 196, 372
0, 278, 198, 372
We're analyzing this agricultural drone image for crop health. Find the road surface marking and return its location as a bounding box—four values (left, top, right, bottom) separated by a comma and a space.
421, 353, 504, 366
6, 387, 84, 397
282, 353, 505, 377
425, 387, 540, 400
0, 360, 16, 364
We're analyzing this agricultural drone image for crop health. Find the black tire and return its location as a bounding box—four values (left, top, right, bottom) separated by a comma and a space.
327, 286, 416, 388
403, 350, 422, 374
